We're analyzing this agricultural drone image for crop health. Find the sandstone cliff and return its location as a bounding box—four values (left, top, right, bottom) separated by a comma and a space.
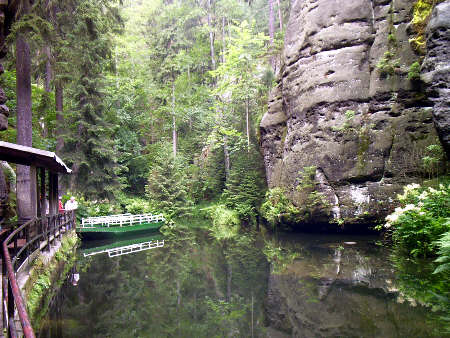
260, 0, 448, 229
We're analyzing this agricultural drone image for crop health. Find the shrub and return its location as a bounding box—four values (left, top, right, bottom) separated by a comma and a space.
383, 182, 450, 257
260, 187, 300, 227
206, 204, 240, 240
408, 61, 421, 80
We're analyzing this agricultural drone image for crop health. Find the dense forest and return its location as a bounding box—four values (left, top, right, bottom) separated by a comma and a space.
0, 0, 289, 225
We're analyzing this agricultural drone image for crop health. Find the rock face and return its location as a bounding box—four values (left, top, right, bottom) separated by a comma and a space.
422, 1, 450, 157
260, 0, 443, 229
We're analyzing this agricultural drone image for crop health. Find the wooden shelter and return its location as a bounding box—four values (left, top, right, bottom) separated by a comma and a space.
0, 141, 71, 222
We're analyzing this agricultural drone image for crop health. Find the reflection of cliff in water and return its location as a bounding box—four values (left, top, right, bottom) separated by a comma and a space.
265, 234, 436, 337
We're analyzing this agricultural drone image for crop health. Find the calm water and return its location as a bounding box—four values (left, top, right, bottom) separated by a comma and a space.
38, 227, 447, 337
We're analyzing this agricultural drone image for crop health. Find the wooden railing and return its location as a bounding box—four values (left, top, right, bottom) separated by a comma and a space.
2, 210, 75, 338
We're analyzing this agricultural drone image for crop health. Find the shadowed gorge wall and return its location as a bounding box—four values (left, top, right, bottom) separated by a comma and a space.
260, 0, 448, 229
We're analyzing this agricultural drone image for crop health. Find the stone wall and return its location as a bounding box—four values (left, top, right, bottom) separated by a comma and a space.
260, 0, 446, 229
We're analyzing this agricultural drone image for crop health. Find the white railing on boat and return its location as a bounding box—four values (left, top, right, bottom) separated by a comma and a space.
83, 239, 165, 258
81, 213, 165, 228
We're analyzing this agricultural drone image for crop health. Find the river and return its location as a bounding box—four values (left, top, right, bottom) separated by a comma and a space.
38, 227, 448, 337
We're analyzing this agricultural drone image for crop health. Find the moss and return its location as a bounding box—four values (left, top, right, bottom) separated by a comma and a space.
357, 127, 371, 172
408, 61, 421, 80
409, 0, 445, 54
280, 126, 287, 145
24, 231, 79, 329
377, 51, 400, 77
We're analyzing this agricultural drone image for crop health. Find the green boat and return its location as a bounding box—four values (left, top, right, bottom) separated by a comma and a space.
77, 213, 165, 240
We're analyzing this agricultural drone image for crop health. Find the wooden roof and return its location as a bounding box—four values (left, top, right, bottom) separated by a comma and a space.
0, 141, 71, 174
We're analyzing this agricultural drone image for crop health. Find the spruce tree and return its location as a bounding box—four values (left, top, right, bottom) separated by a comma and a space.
146, 144, 193, 218
61, 0, 124, 199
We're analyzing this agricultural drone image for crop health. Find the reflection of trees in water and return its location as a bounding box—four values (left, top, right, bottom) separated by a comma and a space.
41, 227, 269, 337
391, 251, 450, 335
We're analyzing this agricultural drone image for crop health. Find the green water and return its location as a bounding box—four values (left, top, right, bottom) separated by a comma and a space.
38, 227, 448, 337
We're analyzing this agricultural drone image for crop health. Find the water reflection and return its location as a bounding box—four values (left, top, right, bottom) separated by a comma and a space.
265, 233, 443, 337
38, 228, 445, 337
80, 234, 165, 258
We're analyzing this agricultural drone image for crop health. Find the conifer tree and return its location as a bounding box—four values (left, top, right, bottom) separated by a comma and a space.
61, 0, 124, 199
146, 144, 193, 218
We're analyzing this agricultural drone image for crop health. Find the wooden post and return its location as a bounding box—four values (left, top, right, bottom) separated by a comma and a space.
39, 168, 46, 217
49, 172, 58, 215
30, 165, 37, 217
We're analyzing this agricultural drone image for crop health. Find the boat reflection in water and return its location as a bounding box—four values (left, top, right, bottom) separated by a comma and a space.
79, 234, 165, 258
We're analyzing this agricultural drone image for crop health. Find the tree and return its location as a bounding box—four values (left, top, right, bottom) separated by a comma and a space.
14, 0, 35, 221
146, 144, 193, 218
61, 0, 124, 199
212, 21, 267, 150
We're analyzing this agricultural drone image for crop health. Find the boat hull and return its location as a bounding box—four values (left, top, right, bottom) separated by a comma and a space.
76, 221, 164, 240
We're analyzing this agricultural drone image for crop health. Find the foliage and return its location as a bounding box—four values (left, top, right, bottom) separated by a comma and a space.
0, 0, 292, 226
0, 70, 56, 149
263, 240, 300, 273
260, 187, 300, 227
145, 144, 194, 218
382, 181, 450, 258
205, 203, 240, 241
434, 229, 450, 275
294, 166, 330, 221
61, 0, 124, 200
331, 109, 356, 132
409, 0, 445, 54
422, 143, 445, 179
391, 251, 450, 335
408, 61, 421, 80
260, 167, 330, 228
222, 141, 266, 225
376, 51, 400, 77
25, 232, 79, 326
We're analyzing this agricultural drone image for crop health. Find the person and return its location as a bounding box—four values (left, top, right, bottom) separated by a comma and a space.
58, 196, 64, 213
65, 196, 78, 211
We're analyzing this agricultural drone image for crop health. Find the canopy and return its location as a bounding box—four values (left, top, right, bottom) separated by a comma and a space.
0, 141, 71, 174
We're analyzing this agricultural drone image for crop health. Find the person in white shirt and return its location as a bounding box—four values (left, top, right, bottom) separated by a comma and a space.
65, 196, 78, 211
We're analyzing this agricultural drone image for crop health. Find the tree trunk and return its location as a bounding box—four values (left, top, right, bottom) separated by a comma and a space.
221, 16, 226, 63
16, 36, 32, 147
224, 136, 230, 181
226, 262, 232, 302
16, 33, 34, 221
55, 83, 64, 153
208, 0, 216, 70
246, 97, 250, 151
172, 82, 177, 158
268, 0, 275, 69
276, 0, 283, 31
44, 46, 52, 92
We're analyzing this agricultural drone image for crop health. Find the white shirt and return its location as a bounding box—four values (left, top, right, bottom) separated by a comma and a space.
65, 200, 78, 210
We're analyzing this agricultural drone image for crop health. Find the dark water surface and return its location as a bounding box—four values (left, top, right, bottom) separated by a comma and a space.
38, 227, 446, 337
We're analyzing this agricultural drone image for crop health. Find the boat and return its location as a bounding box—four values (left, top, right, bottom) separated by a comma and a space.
77, 213, 165, 240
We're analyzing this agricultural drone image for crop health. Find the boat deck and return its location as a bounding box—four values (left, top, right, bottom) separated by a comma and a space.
77, 213, 165, 240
